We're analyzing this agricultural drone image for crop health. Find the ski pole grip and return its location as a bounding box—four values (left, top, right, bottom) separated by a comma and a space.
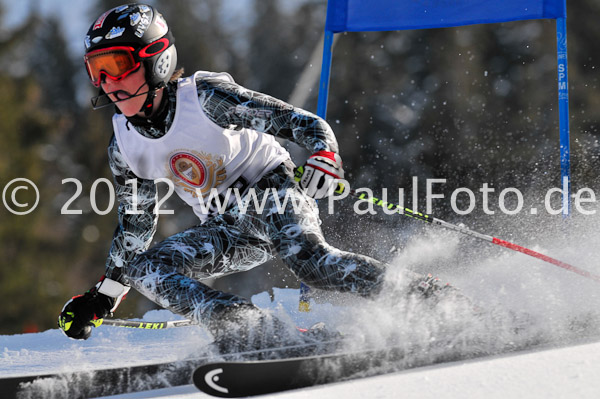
293, 165, 304, 182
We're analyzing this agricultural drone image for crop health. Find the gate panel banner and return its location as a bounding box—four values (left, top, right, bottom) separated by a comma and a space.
326, 0, 566, 32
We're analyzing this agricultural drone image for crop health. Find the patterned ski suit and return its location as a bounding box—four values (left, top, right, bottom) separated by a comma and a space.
104, 71, 386, 342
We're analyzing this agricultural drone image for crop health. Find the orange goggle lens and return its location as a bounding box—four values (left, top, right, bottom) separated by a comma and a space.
84, 47, 140, 87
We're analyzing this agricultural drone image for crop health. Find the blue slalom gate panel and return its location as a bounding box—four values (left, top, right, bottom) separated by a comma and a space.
325, 0, 565, 32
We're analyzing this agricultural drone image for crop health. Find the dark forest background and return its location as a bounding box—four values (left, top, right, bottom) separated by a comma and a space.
1, 0, 599, 334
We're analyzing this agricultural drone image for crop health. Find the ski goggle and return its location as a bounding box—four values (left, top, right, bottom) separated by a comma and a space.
84, 46, 141, 87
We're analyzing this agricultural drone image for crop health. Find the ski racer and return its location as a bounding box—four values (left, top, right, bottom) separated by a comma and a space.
58, 4, 446, 352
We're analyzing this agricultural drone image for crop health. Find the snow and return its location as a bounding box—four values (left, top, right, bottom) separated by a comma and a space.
3, 227, 600, 398
5, 325, 600, 399
99, 336, 600, 399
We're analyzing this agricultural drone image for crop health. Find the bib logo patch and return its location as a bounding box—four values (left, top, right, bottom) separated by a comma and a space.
168, 151, 226, 197
170, 152, 206, 187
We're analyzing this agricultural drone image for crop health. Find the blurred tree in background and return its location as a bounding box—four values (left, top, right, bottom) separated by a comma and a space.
0, 0, 599, 334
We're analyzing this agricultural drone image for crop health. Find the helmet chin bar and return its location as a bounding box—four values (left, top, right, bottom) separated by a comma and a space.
90, 81, 154, 111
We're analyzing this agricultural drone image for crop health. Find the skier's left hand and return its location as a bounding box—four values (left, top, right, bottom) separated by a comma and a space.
297, 151, 344, 199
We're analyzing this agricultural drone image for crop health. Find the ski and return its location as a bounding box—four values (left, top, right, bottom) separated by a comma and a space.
0, 340, 339, 399
192, 314, 600, 398
0, 356, 206, 399
193, 345, 408, 397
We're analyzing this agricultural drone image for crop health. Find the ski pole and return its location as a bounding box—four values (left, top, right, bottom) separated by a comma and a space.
99, 318, 195, 329
347, 187, 600, 283
293, 167, 600, 284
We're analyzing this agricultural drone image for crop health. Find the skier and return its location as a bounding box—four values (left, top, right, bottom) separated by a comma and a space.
58, 4, 445, 352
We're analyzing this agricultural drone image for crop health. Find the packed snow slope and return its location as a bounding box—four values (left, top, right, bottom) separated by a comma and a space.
2, 214, 600, 398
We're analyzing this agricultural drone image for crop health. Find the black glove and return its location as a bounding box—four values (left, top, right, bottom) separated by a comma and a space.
58, 277, 129, 340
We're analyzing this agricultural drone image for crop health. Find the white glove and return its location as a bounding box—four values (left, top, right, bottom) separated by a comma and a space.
298, 151, 344, 199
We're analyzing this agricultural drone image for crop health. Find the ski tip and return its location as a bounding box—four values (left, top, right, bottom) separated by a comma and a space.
193, 364, 235, 398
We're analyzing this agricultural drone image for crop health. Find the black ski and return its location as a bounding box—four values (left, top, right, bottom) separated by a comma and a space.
193, 346, 408, 397
0, 340, 337, 399
0, 357, 206, 399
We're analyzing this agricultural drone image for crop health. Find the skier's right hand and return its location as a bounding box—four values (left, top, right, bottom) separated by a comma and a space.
58, 277, 129, 340
58, 290, 111, 339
